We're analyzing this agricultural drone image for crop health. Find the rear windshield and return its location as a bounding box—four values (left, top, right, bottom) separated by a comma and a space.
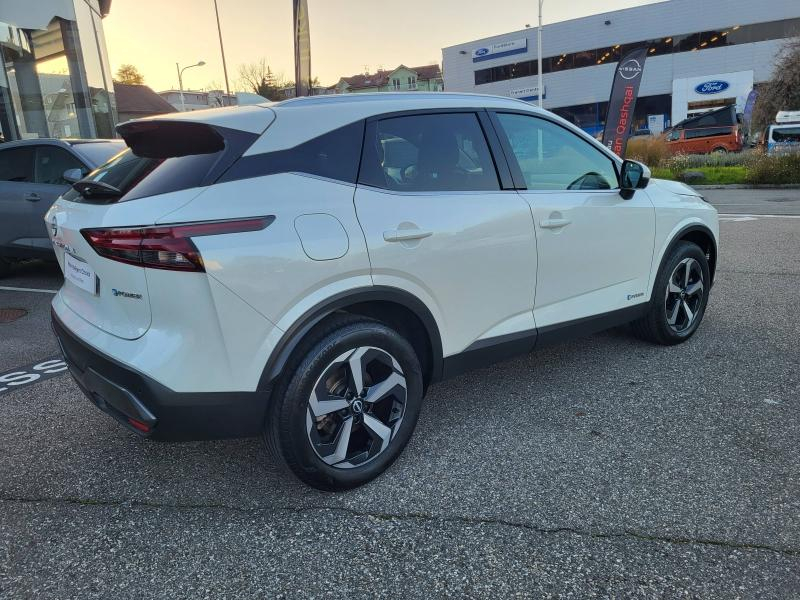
61, 149, 225, 203
62, 123, 257, 204
71, 141, 128, 167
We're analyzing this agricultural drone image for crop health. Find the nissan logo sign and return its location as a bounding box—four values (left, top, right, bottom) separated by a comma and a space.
618, 59, 643, 80
694, 80, 730, 94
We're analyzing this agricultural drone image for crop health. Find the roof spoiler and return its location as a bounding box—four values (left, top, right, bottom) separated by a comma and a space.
116, 120, 225, 159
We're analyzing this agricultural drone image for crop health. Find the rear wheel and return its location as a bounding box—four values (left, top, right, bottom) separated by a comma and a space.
265, 315, 424, 490
711, 146, 727, 154
631, 241, 710, 345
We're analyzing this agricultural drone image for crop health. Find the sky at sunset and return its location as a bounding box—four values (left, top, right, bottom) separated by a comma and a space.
103, 0, 660, 93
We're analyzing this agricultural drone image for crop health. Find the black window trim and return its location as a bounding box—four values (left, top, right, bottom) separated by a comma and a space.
357, 107, 515, 194
487, 109, 622, 191
217, 121, 364, 186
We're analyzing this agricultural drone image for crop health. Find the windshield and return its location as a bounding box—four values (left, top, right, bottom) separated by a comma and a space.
771, 126, 800, 143
71, 141, 128, 167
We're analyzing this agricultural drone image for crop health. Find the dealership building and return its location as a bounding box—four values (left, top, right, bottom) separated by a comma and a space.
442, 0, 800, 136
0, 0, 116, 142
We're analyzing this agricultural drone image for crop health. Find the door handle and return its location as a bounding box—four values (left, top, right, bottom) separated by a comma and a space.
383, 228, 433, 243
25, 193, 41, 202
540, 218, 571, 229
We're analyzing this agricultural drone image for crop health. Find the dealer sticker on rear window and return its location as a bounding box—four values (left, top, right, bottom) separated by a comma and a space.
64, 253, 98, 295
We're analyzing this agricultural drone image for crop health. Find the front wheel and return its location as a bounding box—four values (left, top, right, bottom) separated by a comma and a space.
265, 315, 424, 490
631, 241, 710, 345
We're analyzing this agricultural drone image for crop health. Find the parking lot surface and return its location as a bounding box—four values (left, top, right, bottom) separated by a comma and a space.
1, 189, 798, 598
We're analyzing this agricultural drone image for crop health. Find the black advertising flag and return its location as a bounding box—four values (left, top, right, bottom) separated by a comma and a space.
293, 0, 311, 97
602, 47, 648, 157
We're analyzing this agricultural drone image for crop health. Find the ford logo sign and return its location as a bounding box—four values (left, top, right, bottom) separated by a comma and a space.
695, 80, 730, 95
474, 48, 490, 56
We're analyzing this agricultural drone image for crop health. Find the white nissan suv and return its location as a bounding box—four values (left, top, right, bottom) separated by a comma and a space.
47, 94, 718, 490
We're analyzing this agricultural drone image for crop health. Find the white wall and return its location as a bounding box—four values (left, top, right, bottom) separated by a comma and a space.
442, 0, 797, 110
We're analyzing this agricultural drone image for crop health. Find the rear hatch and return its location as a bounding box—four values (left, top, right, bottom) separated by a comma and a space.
47, 106, 275, 340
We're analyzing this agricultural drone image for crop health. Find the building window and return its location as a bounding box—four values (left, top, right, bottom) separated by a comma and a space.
408, 77, 417, 90
473, 17, 800, 86
0, 8, 117, 142
392, 78, 400, 90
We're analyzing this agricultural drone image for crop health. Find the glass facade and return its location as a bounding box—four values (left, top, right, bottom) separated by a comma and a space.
551, 94, 672, 138
474, 18, 800, 86
0, 0, 116, 142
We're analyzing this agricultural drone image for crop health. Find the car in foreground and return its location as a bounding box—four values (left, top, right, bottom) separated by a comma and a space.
0, 138, 126, 276
47, 94, 718, 490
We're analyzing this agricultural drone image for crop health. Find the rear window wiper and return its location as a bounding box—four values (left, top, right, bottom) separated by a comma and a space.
72, 180, 122, 200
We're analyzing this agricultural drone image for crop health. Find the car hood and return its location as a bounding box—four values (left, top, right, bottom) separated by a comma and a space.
649, 178, 703, 197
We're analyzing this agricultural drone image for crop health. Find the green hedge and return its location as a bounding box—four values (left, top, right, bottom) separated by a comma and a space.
652, 152, 800, 185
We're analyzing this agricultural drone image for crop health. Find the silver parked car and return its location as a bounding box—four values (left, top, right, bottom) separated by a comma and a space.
0, 138, 126, 276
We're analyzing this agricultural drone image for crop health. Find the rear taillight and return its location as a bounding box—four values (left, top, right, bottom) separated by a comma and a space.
81, 217, 272, 272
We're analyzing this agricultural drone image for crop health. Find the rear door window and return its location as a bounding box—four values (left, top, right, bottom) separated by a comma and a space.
0, 147, 35, 183
359, 113, 500, 192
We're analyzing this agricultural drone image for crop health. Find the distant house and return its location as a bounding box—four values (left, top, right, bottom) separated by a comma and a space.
114, 82, 177, 122
329, 64, 444, 94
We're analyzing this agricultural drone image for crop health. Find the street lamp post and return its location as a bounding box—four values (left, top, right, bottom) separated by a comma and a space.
537, 0, 544, 108
176, 61, 206, 112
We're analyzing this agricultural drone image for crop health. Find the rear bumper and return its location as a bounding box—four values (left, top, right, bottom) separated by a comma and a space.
51, 310, 269, 441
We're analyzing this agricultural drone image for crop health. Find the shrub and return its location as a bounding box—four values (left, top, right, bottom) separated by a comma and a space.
663, 152, 694, 173
744, 152, 800, 184
625, 136, 669, 167
663, 150, 757, 172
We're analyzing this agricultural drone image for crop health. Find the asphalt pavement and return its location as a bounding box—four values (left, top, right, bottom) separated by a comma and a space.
0, 189, 798, 598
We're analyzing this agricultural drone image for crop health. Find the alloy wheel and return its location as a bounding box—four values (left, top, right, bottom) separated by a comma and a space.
665, 257, 704, 333
306, 346, 407, 469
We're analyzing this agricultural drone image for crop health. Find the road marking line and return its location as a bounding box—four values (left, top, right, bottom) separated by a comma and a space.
718, 213, 800, 219
0, 357, 68, 396
0, 286, 58, 294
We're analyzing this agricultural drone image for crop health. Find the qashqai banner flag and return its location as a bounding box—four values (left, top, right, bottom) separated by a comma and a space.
602, 47, 648, 157
293, 0, 311, 97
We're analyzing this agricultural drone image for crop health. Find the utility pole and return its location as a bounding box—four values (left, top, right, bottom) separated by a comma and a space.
537, 0, 544, 108
212, 0, 231, 97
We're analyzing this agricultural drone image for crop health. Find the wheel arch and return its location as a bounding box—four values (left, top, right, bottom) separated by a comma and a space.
257, 286, 444, 391
653, 223, 718, 293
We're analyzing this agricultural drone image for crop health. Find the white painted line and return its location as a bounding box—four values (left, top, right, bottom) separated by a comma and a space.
0, 286, 58, 294
718, 213, 800, 219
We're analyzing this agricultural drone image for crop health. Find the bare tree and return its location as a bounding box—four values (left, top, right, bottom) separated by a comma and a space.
237, 59, 295, 100
752, 38, 800, 133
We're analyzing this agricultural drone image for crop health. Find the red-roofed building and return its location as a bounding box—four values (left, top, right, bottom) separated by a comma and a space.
328, 64, 443, 94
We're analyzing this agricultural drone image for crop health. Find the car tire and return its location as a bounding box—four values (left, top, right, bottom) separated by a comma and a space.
631, 241, 710, 345
712, 147, 727, 154
264, 314, 424, 491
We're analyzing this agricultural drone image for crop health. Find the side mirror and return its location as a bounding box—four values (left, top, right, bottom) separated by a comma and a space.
63, 168, 84, 184
620, 159, 650, 199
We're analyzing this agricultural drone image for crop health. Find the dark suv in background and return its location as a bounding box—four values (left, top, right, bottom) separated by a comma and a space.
0, 138, 125, 276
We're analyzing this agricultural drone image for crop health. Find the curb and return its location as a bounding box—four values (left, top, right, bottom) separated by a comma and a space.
690, 184, 800, 190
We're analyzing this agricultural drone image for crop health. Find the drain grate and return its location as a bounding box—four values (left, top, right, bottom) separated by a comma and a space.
0, 308, 27, 323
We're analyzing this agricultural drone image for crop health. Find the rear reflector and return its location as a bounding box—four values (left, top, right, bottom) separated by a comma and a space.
81, 217, 273, 272
127, 417, 152, 433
